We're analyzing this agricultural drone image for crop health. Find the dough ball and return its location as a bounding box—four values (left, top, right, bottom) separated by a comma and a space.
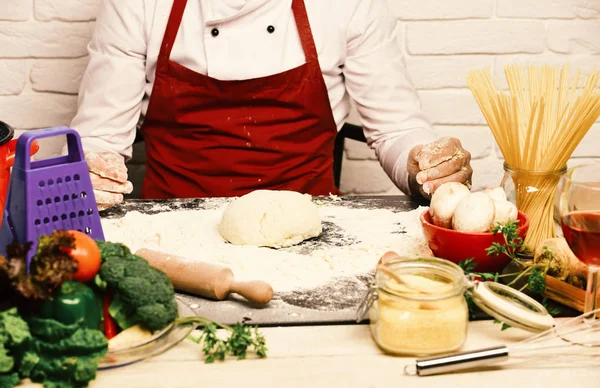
452, 192, 495, 233
218, 190, 322, 248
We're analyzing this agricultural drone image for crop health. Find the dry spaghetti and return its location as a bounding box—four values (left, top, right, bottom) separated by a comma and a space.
466, 64, 600, 249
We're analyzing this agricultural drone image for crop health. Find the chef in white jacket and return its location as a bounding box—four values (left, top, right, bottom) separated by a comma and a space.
71, 0, 473, 210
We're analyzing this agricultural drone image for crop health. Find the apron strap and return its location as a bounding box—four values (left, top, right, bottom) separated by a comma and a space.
291, 0, 319, 62
156, 0, 188, 68
157, 0, 319, 68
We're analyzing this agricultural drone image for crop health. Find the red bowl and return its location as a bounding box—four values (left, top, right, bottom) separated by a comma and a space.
419, 210, 530, 273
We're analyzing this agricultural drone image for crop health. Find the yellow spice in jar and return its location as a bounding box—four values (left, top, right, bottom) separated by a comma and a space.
370, 276, 468, 356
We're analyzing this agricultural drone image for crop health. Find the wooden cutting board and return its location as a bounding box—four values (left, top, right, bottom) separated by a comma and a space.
101, 195, 427, 326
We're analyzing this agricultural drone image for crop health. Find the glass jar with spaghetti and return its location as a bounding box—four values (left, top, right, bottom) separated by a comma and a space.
466, 64, 600, 251
501, 164, 567, 250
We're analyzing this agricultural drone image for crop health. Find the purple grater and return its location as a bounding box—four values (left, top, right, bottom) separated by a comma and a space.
0, 126, 104, 268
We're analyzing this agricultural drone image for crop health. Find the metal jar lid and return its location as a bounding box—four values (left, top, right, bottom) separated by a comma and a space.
469, 280, 554, 332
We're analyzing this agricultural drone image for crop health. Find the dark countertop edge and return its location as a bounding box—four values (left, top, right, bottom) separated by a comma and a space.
100, 195, 431, 218
105, 194, 428, 206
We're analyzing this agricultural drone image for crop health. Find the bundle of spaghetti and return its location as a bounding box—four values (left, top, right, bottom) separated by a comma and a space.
466, 64, 600, 249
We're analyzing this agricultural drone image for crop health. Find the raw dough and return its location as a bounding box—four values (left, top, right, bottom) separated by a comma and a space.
218, 190, 322, 248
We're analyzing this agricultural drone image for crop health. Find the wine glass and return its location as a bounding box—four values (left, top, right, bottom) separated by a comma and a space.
558, 164, 600, 322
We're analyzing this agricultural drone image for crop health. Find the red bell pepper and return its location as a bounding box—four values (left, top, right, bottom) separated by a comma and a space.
103, 289, 118, 340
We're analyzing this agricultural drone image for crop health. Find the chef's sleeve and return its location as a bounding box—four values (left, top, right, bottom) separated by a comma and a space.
342, 0, 439, 195
69, 0, 147, 160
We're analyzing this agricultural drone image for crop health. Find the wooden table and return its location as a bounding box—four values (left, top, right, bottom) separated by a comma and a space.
21, 196, 596, 386
22, 319, 600, 387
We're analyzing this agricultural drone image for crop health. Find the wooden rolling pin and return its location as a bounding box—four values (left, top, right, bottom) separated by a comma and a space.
135, 248, 274, 305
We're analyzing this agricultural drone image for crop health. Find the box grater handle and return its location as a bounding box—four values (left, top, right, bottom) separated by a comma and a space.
14, 127, 85, 171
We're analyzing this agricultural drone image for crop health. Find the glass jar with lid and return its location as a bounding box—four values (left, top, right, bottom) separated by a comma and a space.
357, 256, 555, 357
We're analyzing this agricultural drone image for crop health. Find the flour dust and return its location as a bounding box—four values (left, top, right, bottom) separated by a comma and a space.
100, 199, 431, 294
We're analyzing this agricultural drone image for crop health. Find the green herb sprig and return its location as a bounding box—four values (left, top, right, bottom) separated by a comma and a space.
493, 319, 512, 331
178, 317, 267, 363
459, 220, 561, 328
487, 222, 550, 294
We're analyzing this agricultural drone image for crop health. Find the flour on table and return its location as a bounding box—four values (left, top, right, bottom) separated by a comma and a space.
100, 201, 430, 293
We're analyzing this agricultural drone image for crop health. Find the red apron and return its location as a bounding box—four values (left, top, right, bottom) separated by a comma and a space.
140, 0, 341, 199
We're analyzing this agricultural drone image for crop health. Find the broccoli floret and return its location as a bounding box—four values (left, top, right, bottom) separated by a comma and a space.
95, 240, 131, 262
98, 259, 127, 286
99, 254, 163, 288
97, 243, 178, 332
123, 256, 152, 274
135, 300, 178, 331
118, 273, 175, 307
108, 279, 177, 332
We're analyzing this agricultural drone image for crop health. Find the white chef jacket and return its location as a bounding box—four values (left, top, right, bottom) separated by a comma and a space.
70, 0, 439, 195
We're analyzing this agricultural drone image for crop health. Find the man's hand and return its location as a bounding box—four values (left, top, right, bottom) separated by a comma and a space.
85, 152, 133, 210
407, 137, 473, 198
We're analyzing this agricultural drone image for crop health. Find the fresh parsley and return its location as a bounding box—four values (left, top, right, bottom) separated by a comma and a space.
460, 220, 562, 330
487, 221, 524, 261
179, 317, 267, 363
542, 297, 562, 316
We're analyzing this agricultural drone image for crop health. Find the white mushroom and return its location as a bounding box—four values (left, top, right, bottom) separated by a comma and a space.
452, 192, 496, 233
429, 182, 471, 229
492, 199, 518, 225
484, 187, 507, 201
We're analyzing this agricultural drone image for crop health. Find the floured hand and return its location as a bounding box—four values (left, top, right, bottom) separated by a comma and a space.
86, 151, 128, 183
85, 151, 133, 210
90, 172, 133, 194
407, 137, 473, 198
93, 190, 124, 211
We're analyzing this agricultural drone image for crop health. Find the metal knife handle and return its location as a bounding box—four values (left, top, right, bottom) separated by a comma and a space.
408, 346, 509, 376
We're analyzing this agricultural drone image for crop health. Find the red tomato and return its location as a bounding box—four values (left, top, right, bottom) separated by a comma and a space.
67, 230, 102, 282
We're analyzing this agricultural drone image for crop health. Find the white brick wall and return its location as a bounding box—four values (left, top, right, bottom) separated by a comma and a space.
0, 0, 598, 195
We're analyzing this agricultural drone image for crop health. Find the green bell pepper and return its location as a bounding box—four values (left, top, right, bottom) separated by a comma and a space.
37, 281, 102, 330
